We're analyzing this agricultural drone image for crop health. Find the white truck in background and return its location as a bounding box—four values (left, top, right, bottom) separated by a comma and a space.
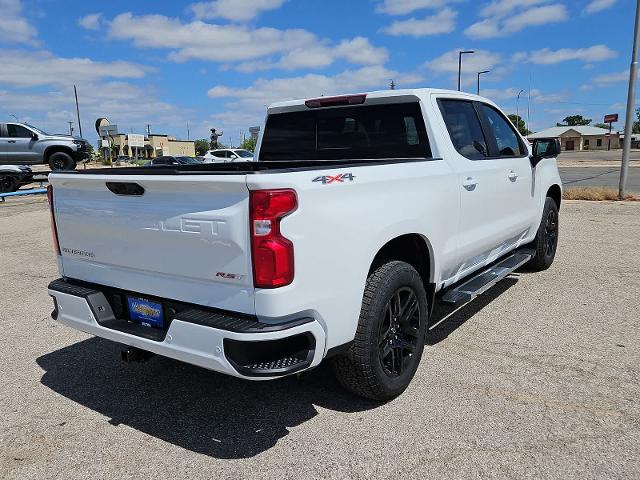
47, 88, 562, 400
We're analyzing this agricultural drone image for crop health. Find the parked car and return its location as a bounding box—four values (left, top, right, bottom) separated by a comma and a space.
148, 155, 201, 166
203, 149, 254, 163
0, 165, 34, 193
46, 88, 562, 400
0, 122, 89, 170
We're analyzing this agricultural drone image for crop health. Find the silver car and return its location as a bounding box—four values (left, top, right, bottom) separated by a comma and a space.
0, 122, 90, 170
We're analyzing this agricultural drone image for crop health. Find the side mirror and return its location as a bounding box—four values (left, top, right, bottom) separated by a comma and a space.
530, 137, 560, 167
31, 133, 39, 141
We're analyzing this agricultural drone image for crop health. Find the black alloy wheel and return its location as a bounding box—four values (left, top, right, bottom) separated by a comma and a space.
378, 287, 421, 377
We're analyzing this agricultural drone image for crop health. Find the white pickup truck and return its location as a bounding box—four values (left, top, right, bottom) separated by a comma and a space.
47, 88, 562, 400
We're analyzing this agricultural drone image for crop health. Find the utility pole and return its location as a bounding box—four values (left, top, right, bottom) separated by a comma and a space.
477, 70, 490, 95
458, 50, 475, 91
516, 89, 525, 135
67, 121, 74, 135
187, 122, 190, 140
73, 85, 83, 138
619, 0, 640, 199
390, 79, 396, 90
147, 124, 151, 136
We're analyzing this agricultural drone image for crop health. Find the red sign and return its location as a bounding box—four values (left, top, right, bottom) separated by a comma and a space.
604, 114, 618, 123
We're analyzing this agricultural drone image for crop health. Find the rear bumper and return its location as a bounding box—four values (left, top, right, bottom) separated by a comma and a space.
48, 278, 326, 379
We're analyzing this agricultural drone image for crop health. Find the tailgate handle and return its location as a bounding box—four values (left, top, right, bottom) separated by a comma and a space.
106, 182, 145, 196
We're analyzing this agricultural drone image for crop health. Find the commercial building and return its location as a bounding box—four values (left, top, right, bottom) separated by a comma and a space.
528, 126, 620, 151
100, 133, 195, 159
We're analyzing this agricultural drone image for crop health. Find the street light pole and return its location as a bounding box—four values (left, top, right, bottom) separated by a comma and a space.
516, 89, 525, 134
477, 70, 490, 95
619, 0, 640, 199
458, 50, 475, 91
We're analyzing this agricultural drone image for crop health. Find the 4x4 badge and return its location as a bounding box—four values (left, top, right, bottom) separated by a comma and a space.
312, 173, 356, 185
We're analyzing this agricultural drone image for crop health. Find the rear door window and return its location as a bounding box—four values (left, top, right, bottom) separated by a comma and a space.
438, 100, 488, 160
259, 102, 431, 161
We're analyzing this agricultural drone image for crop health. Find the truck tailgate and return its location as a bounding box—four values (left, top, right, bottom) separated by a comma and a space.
49, 173, 255, 314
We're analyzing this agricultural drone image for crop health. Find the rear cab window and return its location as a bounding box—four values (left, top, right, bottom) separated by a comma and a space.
259, 102, 431, 161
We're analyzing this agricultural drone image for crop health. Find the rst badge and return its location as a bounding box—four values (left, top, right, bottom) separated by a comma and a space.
312, 173, 356, 185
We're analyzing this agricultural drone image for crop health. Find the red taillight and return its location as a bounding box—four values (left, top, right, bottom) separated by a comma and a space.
250, 189, 297, 288
305, 94, 366, 108
47, 185, 61, 255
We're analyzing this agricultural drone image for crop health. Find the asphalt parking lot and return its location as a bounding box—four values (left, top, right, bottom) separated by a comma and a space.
1, 197, 639, 479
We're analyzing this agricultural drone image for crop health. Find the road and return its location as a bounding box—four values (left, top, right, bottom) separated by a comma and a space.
1, 197, 639, 479
559, 166, 640, 190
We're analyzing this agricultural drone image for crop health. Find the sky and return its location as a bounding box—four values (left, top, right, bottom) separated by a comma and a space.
1, 0, 638, 145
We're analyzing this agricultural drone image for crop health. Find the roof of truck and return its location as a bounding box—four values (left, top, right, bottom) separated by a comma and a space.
267, 88, 485, 111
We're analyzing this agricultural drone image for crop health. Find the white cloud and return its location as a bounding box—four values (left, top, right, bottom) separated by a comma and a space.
584, 0, 616, 14
479, 87, 532, 101
235, 37, 389, 72
109, 13, 315, 63
527, 45, 617, 64
0, 0, 37, 45
466, 3, 567, 39
425, 48, 502, 74
424, 48, 508, 88
108, 13, 387, 71
381, 8, 457, 36
0, 80, 191, 141
592, 70, 630, 85
376, 0, 454, 15
189, 0, 286, 22
479, 0, 551, 18
0, 49, 150, 88
208, 66, 423, 112
503, 5, 567, 32
78, 13, 102, 30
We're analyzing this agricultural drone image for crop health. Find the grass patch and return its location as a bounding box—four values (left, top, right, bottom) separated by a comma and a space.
563, 187, 639, 201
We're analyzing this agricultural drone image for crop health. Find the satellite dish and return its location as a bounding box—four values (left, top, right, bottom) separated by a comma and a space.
95, 118, 110, 135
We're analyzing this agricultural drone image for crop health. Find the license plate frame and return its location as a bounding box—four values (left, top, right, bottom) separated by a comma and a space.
127, 296, 164, 329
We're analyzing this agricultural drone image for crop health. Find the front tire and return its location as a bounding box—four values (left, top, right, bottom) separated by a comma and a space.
526, 197, 559, 271
332, 261, 428, 401
48, 152, 76, 171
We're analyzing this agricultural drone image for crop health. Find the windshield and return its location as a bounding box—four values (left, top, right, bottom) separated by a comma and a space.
235, 150, 254, 158
259, 102, 431, 161
25, 124, 49, 136
176, 156, 200, 164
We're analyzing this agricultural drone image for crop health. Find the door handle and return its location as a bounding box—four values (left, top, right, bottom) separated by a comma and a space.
7, 140, 16, 143
508, 171, 518, 182
463, 177, 478, 191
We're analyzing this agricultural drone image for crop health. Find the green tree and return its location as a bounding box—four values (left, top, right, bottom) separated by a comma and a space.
634, 107, 640, 134
508, 114, 531, 135
557, 115, 592, 127
239, 136, 257, 152
194, 138, 209, 156
593, 123, 610, 129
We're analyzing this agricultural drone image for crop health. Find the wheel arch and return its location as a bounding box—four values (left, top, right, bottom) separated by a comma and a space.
368, 233, 436, 317
43, 145, 74, 164
547, 184, 562, 209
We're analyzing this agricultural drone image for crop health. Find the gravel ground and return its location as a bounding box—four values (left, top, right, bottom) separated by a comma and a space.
0, 197, 639, 479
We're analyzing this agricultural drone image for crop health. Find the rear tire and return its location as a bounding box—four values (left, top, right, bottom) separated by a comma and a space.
0, 175, 18, 193
48, 152, 76, 171
526, 197, 559, 271
332, 261, 428, 401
